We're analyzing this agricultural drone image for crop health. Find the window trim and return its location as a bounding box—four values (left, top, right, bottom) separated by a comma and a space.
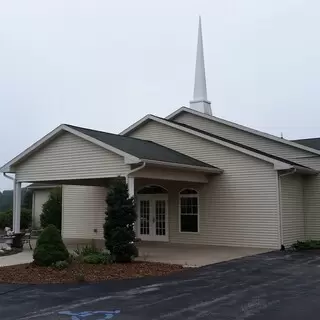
179, 188, 200, 234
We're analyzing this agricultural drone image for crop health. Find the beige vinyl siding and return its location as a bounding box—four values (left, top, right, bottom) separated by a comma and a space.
280, 174, 304, 247
62, 185, 107, 240
130, 120, 279, 248
304, 175, 320, 240
174, 112, 315, 161
33, 189, 51, 228
175, 112, 320, 243
14, 132, 130, 182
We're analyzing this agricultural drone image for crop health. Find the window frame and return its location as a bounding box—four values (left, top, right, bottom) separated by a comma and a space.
179, 188, 200, 234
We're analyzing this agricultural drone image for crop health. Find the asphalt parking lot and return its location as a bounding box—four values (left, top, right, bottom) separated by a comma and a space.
1, 250, 320, 320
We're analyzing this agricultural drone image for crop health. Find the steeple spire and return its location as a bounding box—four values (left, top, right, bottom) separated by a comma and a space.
190, 16, 212, 115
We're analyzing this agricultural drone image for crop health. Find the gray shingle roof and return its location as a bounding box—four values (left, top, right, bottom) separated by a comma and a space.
66, 124, 219, 170
293, 138, 320, 151
155, 117, 312, 169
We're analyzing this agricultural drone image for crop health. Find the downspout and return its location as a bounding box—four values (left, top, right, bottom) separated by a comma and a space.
278, 167, 297, 250
126, 162, 146, 177
125, 162, 146, 238
3, 173, 14, 181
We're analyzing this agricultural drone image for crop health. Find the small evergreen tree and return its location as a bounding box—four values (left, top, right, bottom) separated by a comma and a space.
40, 187, 62, 230
33, 224, 69, 266
104, 178, 137, 262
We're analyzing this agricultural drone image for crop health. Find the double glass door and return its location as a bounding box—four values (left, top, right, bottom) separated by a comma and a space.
137, 195, 168, 242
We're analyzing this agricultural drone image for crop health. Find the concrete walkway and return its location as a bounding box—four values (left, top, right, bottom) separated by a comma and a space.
0, 242, 270, 267
0, 249, 33, 267
136, 242, 270, 267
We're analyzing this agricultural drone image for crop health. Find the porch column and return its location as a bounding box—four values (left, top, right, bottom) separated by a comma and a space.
13, 181, 21, 233
127, 176, 135, 198
12, 180, 16, 232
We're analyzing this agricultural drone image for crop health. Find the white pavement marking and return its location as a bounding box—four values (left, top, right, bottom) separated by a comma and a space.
17, 284, 162, 319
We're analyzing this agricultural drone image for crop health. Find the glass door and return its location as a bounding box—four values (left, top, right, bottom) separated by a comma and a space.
137, 195, 168, 242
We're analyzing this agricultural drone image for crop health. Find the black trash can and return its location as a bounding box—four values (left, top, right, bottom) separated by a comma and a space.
12, 232, 25, 249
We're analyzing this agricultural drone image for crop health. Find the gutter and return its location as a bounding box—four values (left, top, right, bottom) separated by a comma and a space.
277, 168, 297, 250
140, 159, 223, 174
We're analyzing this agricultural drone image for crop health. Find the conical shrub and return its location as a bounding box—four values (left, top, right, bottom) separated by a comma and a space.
33, 224, 69, 266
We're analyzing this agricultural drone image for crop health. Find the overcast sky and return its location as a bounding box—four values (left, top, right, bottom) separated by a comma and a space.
0, 0, 319, 190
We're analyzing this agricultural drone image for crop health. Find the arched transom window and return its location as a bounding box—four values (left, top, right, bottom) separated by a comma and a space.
137, 185, 168, 194
179, 188, 199, 233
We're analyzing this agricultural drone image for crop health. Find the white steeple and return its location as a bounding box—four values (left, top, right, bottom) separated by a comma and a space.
189, 16, 212, 115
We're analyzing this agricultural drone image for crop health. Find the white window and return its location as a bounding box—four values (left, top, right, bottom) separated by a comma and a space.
179, 189, 199, 233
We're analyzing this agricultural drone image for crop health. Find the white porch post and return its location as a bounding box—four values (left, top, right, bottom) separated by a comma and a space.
13, 181, 21, 233
126, 176, 136, 235
127, 176, 135, 198
12, 180, 17, 232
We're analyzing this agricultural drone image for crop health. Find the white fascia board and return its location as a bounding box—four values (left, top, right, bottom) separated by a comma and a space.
120, 114, 152, 135
0, 124, 140, 173
166, 107, 320, 156
141, 159, 223, 173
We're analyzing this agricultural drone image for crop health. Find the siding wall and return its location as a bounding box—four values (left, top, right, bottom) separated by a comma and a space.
62, 185, 107, 241
304, 175, 320, 240
174, 112, 320, 242
33, 190, 51, 228
280, 174, 305, 247
15, 132, 130, 182
174, 112, 316, 161
130, 121, 279, 248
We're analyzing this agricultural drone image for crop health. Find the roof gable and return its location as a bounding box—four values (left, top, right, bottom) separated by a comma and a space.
1, 124, 220, 174
166, 107, 320, 156
122, 115, 316, 173
67, 125, 218, 170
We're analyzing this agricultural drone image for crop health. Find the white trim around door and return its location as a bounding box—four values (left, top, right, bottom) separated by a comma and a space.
137, 194, 169, 242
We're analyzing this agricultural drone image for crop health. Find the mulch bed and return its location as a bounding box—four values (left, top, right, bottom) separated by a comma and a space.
0, 261, 184, 284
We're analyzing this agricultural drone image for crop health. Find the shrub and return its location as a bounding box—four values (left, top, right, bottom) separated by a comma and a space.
0, 211, 12, 229
0, 209, 32, 230
291, 240, 320, 251
33, 224, 69, 266
40, 187, 62, 230
74, 244, 101, 257
83, 252, 113, 265
53, 260, 69, 270
104, 178, 138, 263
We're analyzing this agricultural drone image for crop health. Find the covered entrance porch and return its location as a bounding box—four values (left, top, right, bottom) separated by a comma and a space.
0, 123, 222, 246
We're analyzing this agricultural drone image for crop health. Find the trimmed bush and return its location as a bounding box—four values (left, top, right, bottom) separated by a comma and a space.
83, 253, 113, 265
33, 225, 69, 266
0, 209, 32, 230
53, 260, 69, 270
74, 244, 100, 257
104, 178, 137, 263
40, 187, 62, 230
